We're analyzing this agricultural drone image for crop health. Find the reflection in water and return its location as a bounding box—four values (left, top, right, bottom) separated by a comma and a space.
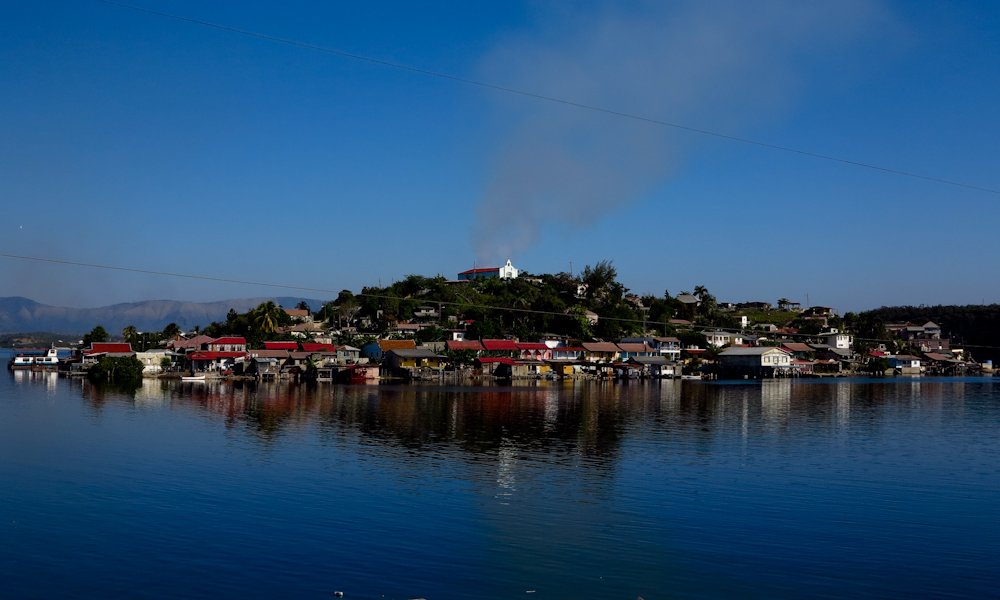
3, 368, 1000, 600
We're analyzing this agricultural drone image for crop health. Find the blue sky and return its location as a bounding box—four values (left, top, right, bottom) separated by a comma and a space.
2, 0, 998, 312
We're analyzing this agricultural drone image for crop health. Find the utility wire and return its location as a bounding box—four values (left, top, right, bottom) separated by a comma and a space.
89, 0, 1000, 196
3, 252, 997, 350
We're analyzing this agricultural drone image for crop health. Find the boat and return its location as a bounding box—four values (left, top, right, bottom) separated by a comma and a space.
681, 374, 702, 380
181, 374, 206, 382
31, 348, 60, 371
9, 353, 35, 370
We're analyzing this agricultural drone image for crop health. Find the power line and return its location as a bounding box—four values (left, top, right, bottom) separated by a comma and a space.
89, 0, 1000, 196
3, 252, 998, 350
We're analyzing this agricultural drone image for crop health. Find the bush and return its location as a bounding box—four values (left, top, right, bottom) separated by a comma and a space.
89, 356, 145, 381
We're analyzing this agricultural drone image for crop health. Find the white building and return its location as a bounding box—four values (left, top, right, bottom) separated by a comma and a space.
705, 331, 744, 347
457, 259, 519, 280
825, 332, 853, 349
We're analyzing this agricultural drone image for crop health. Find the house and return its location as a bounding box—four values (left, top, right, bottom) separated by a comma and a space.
737, 301, 772, 310
516, 343, 552, 360
206, 337, 247, 353
335, 346, 361, 363
288, 322, 326, 339
777, 300, 802, 312
718, 347, 792, 378
283, 308, 310, 321
300, 343, 335, 352
81, 342, 135, 365
362, 339, 417, 360
393, 323, 421, 336
188, 351, 247, 372
551, 346, 586, 361
457, 259, 519, 280
620, 337, 681, 361
447, 340, 484, 354
676, 294, 700, 307
890, 355, 922, 374
245, 357, 281, 379
627, 355, 681, 378
482, 339, 519, 357
824, 331, 853, 350
166, 335, 213, 354
135, 349, 177, 374
383, 348, 447, 371
704, 330, 744, 347
616, 343, 656, 359
781, 342, 814, 360
733, 315, 750, 328
582, 342, 620, 362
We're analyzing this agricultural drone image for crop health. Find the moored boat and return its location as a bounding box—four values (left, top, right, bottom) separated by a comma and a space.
181, 374, 207, 382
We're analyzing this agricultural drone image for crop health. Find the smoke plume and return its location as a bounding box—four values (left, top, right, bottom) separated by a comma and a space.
473, 0, 888, 263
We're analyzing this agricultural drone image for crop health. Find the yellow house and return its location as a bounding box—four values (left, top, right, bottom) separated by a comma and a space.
384, 348, 447, 370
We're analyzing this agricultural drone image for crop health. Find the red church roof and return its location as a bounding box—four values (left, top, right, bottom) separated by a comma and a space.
458, 267, 501, 275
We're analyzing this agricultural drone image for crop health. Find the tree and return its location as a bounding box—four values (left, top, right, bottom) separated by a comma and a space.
81, 325, 109, 348
89, 356, 144, 380
296, 301, 311, 313
161, 323, 182, 339
122, 325, 138, 344
253, 301, 282, 334
581, 261, 618, 300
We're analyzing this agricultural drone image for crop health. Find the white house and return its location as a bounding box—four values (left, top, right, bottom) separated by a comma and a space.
705, 331, 744, 347
825, 332, 853, 349
733, 315, 749, 328
718, 347, 792, 378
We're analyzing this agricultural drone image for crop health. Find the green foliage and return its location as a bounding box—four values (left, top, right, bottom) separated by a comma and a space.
161, 323, 182, 338
864, 356, 892, 376
81, 325, 109, 348
414, 326, 447, 344
442, 348, 478, 367
89, 356, 144, 380
743, 310, 798, 327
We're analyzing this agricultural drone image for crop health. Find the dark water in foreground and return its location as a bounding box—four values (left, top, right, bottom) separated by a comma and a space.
2, 363, 999, 599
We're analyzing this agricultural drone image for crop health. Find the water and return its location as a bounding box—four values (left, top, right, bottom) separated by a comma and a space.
2, 356, 999, 599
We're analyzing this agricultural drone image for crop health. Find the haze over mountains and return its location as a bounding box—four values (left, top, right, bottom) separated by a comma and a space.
0, 297, 327, 335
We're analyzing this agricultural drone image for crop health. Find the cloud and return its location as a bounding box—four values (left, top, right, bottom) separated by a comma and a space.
472, 0, 890, 263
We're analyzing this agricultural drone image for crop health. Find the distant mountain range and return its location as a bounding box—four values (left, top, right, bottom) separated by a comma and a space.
0, 296, 328, 336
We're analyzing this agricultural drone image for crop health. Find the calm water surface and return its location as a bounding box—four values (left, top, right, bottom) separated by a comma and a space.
2, 354, 999, 599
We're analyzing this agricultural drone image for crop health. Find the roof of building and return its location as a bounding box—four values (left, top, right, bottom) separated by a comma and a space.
283, 309, 309, 317
168, 335, 213, 349
188, 351, 248, 360
583, 342, 620, 352
208, 337, 246, 345
515, 343, 549, 350
301, 343, 335, 352
83, 342, 133, 354
447, 340, 484, 351
458, 267, 502, 274
923, 352, 950, 362
290, 323, 324, 332
719, 347, 790, 356
552, 346, 586, 353
482, 340, 519, 351
250, 350, 290, 359
676, 294, 699, 304
617, 343, 654, 352
386, 348, 445, 359
654, 337, 681, 343
378, 340, 417, 351
395, 323, 421, 330
627, 355, 672, 365
669, 319, 693, 325
477, 357, 516, 364
894, 355, 921, 361
263, 341, 298, 350
782, 343, 813, 352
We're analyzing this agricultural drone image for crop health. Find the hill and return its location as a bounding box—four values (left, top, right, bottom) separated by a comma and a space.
0, 296, 328, 337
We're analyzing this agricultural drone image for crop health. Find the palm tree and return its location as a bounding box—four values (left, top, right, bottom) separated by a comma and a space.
254, 301, 281, 334
122, 325, 138, 343
693, 285, 708, 299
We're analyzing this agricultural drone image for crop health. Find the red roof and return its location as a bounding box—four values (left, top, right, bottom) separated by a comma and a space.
482, 340, 519, 351
209, 337, 246, 345
459, 267, 501, 274
515, 343, 549, 350
477, 357, 516, 364
447, 340, 484, 351
83, 343, 133, 354
869, 350, 888, 357
301, 343, 334, 352
189, 351, 248, 360
264, 342, 298, 350
552, 347, 586, 352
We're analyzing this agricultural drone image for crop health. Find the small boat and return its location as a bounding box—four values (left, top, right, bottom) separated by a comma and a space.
681, 374, 702, 380
181, 374, 206, 382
